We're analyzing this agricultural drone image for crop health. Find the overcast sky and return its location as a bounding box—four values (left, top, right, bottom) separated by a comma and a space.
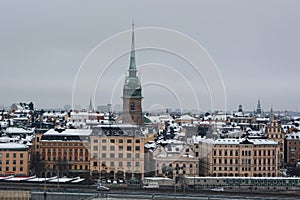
0, 0, 299, 112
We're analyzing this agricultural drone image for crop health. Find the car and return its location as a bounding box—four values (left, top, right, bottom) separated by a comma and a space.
210, 187, 224, 192
112, 180, 117, 184
118, 179, 124, 184
107, 180, 111, 184
97, 185, 110, 191
142, 182, 159, 189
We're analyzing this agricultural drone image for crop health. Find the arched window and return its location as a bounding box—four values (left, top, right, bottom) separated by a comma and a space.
130, 102, 135, 111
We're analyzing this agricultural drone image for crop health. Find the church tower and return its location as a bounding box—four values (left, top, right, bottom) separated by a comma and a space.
256, 99, 262, 115
122, 23, 143, 125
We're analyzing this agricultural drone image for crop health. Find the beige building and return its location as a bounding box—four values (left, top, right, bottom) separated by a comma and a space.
152, 141, 198, 179
0, 143, 29, 176
39, 129, 92, 178
90, 125, 145, 182
265, 119, 286, 168
195, 137, 280, 177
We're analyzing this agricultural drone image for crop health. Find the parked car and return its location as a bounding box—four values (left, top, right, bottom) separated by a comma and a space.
210, 187, 224, 192
97, 185, 110, 191
142, 182, 159, 189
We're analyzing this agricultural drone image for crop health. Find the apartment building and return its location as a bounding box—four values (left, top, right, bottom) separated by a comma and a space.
286, 131, 300, 166
90, 125, 145, 182
39, 128, 92, 178
195, 137, 280, 177
0, 143, 29, 176
152, 141, 198, 179
265, 119, 286, 168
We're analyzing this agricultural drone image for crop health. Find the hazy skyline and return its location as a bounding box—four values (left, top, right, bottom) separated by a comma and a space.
1, 0, 300, 112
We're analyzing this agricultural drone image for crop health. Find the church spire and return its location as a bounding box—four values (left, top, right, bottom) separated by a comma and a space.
89, 96, 93, 112
129, 21, 136, 77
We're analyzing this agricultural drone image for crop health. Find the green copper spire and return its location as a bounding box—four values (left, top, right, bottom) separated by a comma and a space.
129, 21, 136, 77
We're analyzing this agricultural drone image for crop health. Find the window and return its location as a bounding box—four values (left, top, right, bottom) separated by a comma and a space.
110, 146, 115, 151
118, 139, 123, 143
93, 139, 98, 143
110, 162, 114, 167
119, 153, 123, 158
127, 162, 131, 167
119, 146, 123, 151
135, 153, 140, 158
135, 162, 140, 167
102, 146, 106, 151
136, 139, 140, 143
93, 146, 98, 151
127, 146, 132, 151
102, 153, 106, 158
127, 153, 131, 158
110, 153, 115, 158
6, 167, 9, 171
130, 102, 135, 111
13, 160, 16, 165
110, 139, 115, 143
127, 139, 132, 143
102, 139, 106, 143
118, 162, 123, 167
6, 160, 9, 165
135, 146, 140, 151
20, 153, 23, 158
0, 153, 2, 158
6, 153, 9, 158
93, 153, 98, 158
13, 153, 16, 158
13, 166, 16, 171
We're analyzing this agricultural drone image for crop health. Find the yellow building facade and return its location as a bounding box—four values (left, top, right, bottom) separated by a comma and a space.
195, 137, 280, 177
39, 129, 91, 178
90, 125, 145, 182
0, 143, 29, 176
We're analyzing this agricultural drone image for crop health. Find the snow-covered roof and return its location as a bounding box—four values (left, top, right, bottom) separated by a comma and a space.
96, 124, 138, 128
0, 143, 28, 150
0, 136, 20, 143
71, 111, 104, 116
146, 114, 174, 123
49, 177, 76, 183
5, 127, 33, 134
43, 128, 92, 136
286, 131, 300, 140
193, 136, 277, 145
213, 138, 277, 145
177, 114, 197, 121
27, 176, 57, 182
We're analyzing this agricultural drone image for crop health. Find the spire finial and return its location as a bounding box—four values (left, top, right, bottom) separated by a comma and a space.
129, 21, 136, 76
